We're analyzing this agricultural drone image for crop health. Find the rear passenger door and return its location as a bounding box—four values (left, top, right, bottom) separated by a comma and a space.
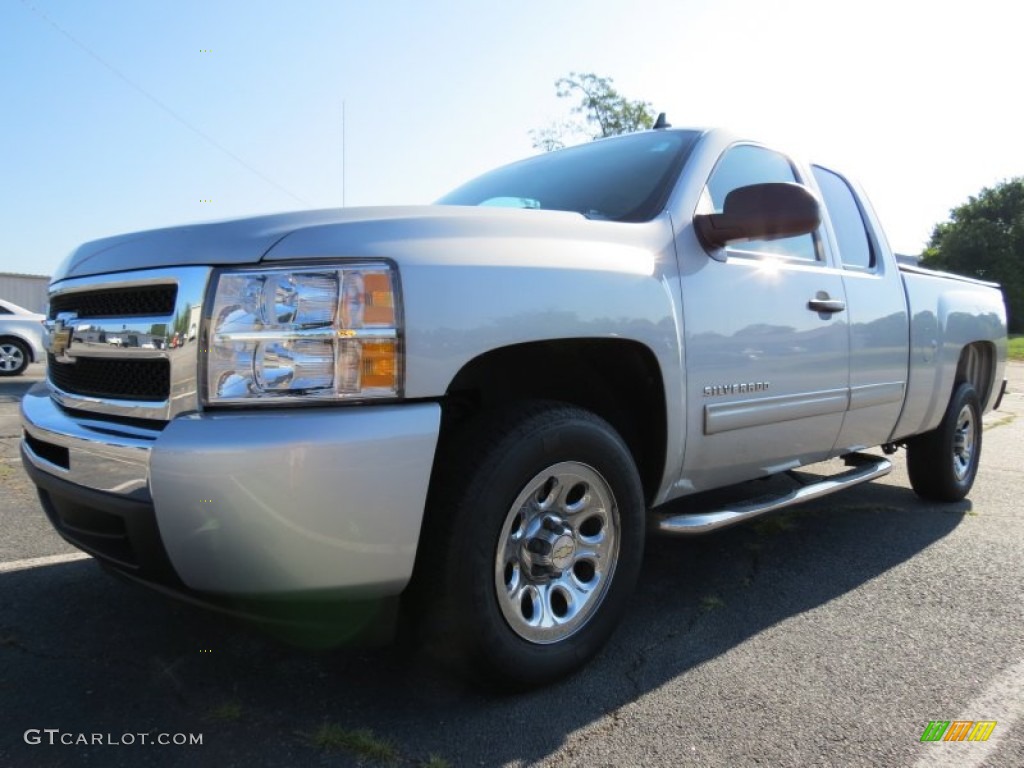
812, 165, 910, 452
678, 144, 850, 492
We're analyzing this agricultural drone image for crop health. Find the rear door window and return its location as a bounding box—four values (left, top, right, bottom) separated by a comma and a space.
812, 165, 875, 270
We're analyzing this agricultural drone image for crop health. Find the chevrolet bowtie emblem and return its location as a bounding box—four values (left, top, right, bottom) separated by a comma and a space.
553, 543, 573, 561
48, 319, 74, 360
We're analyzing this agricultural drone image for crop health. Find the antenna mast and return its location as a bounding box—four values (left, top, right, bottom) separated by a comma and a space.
342, 100, 346, 207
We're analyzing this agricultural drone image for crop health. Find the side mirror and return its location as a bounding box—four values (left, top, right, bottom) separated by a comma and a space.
694, 182, 820, 251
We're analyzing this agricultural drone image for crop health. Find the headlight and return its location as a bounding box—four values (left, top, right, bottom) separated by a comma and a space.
204, 264, 401, 404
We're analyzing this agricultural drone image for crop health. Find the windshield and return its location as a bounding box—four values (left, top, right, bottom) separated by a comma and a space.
437, 130, 700, 222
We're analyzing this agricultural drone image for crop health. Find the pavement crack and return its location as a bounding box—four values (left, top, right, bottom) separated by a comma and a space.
625, 627, 683, 694
0, 628, 150, 674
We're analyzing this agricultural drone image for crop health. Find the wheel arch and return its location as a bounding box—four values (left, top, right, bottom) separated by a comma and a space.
437, 338, 668, 507
954, 340, 997, 410
0, 334, 34, 364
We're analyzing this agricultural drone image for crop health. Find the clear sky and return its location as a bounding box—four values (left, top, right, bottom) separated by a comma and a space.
2, 0, 1021, 276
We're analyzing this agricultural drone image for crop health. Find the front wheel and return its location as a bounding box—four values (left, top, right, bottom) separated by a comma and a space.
907, 381, 982, 502
414, 403, 645, 690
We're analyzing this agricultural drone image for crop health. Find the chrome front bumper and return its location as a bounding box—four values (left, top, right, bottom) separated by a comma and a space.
22, 384, 155, 499
21, 386, 441, 599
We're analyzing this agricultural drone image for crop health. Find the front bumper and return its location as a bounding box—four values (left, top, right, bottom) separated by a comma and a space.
21, 383, 441, 600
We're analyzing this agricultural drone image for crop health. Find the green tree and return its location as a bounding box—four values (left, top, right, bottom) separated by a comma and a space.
530, 72, 656, 151
921, 178, 1024, 333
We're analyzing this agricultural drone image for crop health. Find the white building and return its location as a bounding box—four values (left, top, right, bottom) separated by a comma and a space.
0, 272, 50, 314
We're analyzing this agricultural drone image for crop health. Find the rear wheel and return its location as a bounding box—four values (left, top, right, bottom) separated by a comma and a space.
907, 381, 982, 502
413, 402, 645, 690
0, 339, 30, 376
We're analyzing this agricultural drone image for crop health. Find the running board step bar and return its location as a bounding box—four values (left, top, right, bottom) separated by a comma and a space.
654, 453, 892, 536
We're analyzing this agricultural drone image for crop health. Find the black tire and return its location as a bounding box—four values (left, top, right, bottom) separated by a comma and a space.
906, 381, 982, 502
0, 338, 30, 376
411, 402, 645, 690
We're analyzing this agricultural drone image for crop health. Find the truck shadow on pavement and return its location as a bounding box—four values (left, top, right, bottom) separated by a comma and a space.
0, 480, 965, 768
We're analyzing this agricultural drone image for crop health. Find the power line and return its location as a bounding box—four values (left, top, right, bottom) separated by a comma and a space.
18, 0, 312, 207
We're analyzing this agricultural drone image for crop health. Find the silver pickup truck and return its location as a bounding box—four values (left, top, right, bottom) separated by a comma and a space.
21, 127, 1008, 689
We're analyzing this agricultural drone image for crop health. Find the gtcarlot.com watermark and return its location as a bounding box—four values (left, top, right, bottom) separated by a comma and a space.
24, 729, 202, 746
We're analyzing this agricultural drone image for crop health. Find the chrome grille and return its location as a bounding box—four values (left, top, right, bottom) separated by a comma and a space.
46, 267, 211, 421
48, 285, 177, 319
47, 354, 170, 401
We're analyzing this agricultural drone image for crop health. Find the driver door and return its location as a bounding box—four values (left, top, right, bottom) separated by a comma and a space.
677, 144, 850, 493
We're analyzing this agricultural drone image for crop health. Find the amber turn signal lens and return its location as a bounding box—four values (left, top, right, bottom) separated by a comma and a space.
360, 341, 398, 389
363, 273, 395, 326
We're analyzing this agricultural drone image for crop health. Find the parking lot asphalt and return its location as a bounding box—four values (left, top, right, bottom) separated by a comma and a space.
1, 363, 1022, 767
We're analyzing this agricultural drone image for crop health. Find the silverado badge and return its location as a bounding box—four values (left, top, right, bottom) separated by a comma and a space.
703, 381, 770, 397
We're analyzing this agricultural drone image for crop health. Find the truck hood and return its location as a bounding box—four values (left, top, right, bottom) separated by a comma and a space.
53, 205, 627, 282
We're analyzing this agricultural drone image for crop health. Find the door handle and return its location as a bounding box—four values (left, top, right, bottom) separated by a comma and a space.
807, 295, 846, 313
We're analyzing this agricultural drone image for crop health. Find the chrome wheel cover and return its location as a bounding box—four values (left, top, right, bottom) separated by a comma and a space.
494, 461, 620, 645
952, 404, 977, 481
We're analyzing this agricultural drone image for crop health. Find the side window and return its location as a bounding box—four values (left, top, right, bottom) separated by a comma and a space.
812, 166, 874, 270
0, 306, 11, 315
703, 144, 818, 261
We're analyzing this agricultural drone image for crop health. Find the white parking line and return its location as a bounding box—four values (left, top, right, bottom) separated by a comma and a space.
914, 657, 1024, 767
0, 552, 92, 573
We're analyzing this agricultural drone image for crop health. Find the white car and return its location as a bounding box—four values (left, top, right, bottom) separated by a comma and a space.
0, 298, 45, 376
